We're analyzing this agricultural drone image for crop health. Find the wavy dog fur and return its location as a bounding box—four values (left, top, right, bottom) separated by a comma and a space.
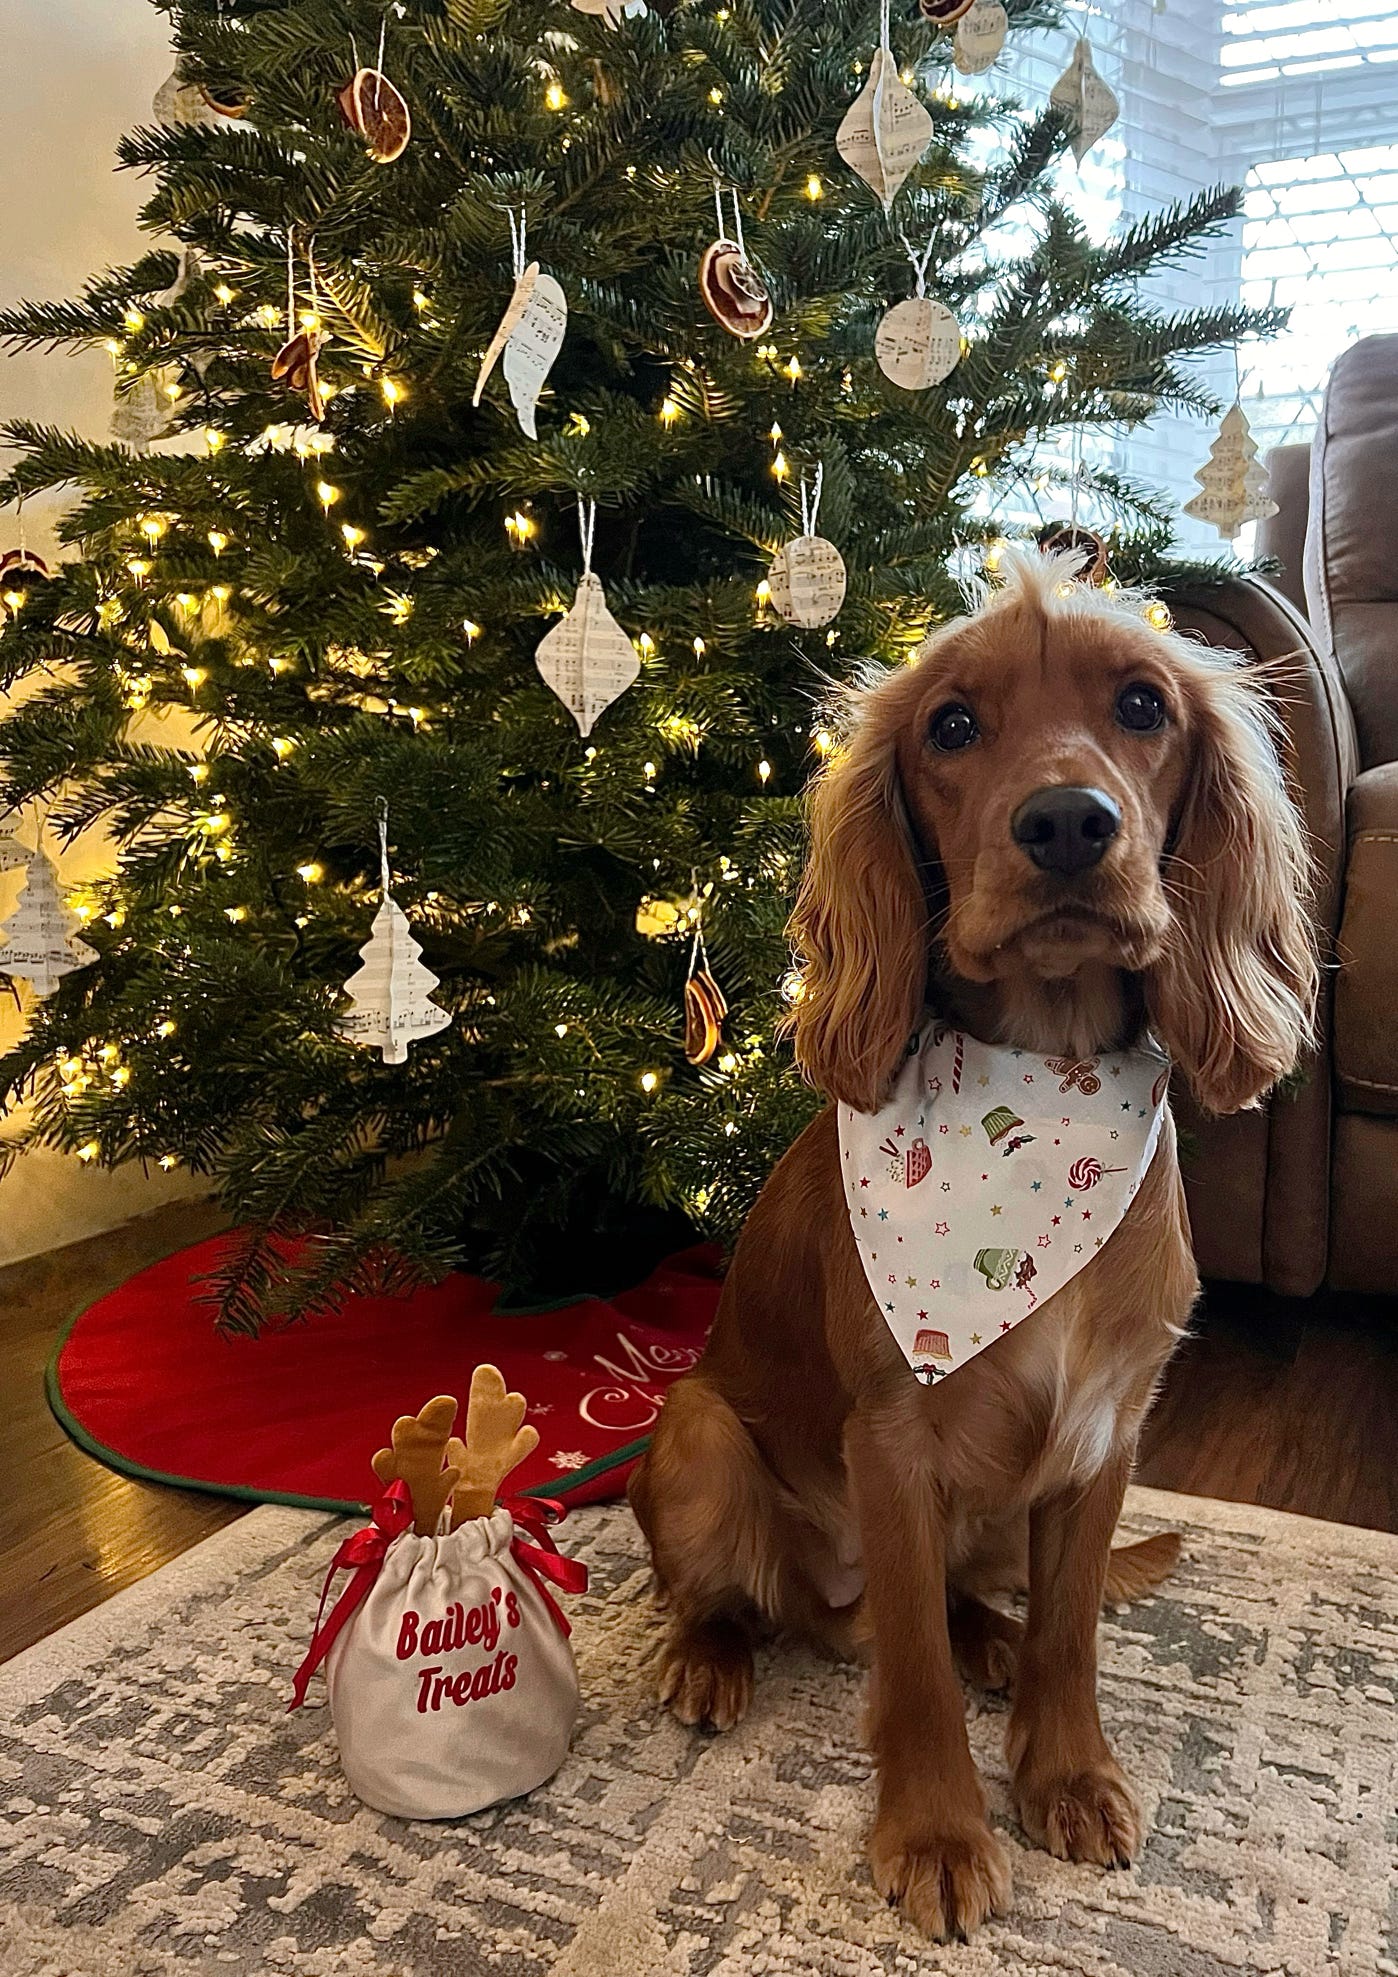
631, 551, 1318, 1942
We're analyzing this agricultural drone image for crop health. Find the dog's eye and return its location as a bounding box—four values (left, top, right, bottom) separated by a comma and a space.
1116, 683, 1166, 733
930, 703, 979, 752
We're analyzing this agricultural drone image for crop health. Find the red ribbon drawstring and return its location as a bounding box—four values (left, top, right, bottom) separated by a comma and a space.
287, 1483, 588, 1709
289, 1479, 415, 1710
503, 1495, 590, 1638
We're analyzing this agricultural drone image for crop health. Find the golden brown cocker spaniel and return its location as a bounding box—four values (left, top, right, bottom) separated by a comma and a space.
630, 549, 1317, 1941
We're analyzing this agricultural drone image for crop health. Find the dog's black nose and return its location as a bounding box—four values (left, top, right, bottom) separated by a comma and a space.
1011, 786, 1121, 876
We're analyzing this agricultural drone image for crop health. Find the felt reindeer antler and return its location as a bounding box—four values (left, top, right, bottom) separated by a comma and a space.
447, 1364, 539, 1525
371, 1394, 462, 1536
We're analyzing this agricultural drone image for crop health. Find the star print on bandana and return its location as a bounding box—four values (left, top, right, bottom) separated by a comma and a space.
839, 1022, 1169, 1388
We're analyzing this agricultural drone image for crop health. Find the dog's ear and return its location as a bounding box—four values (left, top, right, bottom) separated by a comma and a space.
788, 697, 930, 1112
1146, 657, 1318, 1116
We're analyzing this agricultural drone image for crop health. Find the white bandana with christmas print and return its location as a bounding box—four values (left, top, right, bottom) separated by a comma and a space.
838, 1023, 1171, 1384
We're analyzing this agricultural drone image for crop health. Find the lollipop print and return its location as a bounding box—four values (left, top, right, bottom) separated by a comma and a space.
1067, 1156, 1127, 1191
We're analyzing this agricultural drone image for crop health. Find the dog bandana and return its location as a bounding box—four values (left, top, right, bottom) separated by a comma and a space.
838, 1024, 1170, 1384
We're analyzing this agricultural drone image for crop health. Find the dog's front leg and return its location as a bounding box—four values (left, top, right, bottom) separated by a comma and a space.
847, 1401, 1011, 1941
1007, 1450, 1142, 1867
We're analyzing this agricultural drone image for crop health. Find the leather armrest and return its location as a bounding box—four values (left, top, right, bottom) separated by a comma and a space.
1336, 763, 1398, 1115
1163, 574, 1358, 1297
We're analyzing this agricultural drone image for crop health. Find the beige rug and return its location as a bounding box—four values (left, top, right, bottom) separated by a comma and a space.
1, 1487, 1395, 1977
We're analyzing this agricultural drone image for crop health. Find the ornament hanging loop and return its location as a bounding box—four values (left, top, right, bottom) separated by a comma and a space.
799, 463, 824, 539
897, 226, 936, 299
713, 182, 748, 260
376, 796, 391, 895
506, 205, 528, 279
577, 496, 597, 576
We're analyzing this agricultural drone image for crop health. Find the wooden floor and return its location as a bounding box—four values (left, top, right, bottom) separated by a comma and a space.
2, 1206, 1397, 1664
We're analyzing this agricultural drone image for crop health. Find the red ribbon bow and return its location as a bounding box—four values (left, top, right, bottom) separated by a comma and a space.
288, 1481, 587, 1711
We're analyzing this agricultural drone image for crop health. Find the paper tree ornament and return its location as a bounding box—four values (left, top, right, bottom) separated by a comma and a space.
110, 371, 178, 450
536, 573, 640, 736
953, 0, 1008, 73
836, 47, 933, 212
473, 245, 568, 442
0, 846, 97, 997
875, 295, 962, 391
1049, 39, 1119, 164
1183, 404, 1279, 540
338, 818, 452, 1064
0, 810, 26, 873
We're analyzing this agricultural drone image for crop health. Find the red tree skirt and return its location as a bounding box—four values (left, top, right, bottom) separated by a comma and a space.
48, 1235, 722, 1512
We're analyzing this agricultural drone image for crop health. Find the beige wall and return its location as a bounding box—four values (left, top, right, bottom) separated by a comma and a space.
1, 0, 206, 1264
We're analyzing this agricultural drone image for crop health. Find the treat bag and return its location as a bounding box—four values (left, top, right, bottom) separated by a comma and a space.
321, 1502, 582, 1818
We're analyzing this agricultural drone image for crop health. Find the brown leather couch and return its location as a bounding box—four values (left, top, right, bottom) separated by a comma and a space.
1167, 333, 1398, 1297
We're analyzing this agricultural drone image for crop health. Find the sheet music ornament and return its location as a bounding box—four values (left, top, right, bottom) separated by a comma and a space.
473, 208, 568, 441
836, 0, 934, 212
767, 466, 848, 630
338, 806, 452, 1064
534, 499, 641, 735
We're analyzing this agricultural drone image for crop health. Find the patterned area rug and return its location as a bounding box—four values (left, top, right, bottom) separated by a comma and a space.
2, 1487, 1395, 1977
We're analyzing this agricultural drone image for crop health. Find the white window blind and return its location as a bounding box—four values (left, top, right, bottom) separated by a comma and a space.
972, 1, 1397, 544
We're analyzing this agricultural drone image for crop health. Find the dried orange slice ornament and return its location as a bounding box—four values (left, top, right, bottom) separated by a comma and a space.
337, 68, 411, 163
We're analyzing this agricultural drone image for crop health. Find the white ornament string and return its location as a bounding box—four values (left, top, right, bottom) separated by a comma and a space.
897, 226, 937, 298
285, 229, 297, 341
577, 496, 597, 576
507, 205, 528, 279
377, 796, 392, 897
798, 463, 824, 538
374, 13, 387, 108
713, 184, 748, 261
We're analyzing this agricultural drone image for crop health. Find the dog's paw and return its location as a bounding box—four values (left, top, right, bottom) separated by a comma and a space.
869, 1817, 1011, 1942
658, 1621, 753, 1732
1014, 1759, 1142, 1868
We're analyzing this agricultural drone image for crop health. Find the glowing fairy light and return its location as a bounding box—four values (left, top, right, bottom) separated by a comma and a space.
207, 529, 228, 556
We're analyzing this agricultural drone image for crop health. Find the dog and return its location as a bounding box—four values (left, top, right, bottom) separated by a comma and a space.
629, 549, 1317, 1941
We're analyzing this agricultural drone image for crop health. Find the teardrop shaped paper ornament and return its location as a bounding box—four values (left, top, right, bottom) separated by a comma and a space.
768, 535, 848, 629
0, 846, 97, 997
836, 47, 933, 212
953, 0, 1008, 73
339, 819, 452, 1064
875, 294, 962, 390
1049, 39, 1119, 164
502, 273, 568, 440
535, 572, 641, 737
698, 241, 774, 340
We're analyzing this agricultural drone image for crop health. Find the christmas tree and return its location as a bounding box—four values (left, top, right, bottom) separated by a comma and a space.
0, 0, 1280, 1329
